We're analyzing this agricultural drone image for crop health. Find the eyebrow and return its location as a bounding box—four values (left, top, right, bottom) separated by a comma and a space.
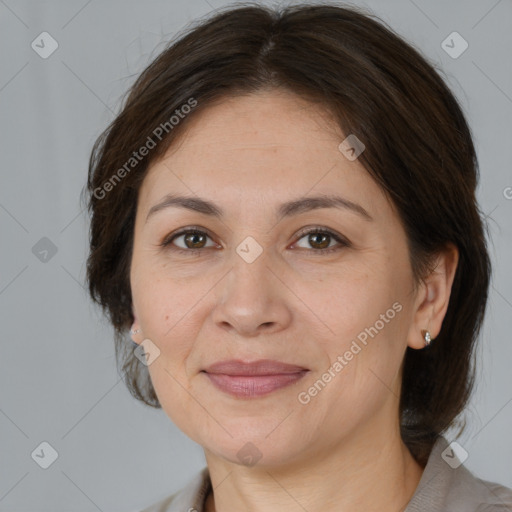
145, 193, 373, 223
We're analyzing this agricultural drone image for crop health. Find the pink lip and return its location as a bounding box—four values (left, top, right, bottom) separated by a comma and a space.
202, 359, 309, 398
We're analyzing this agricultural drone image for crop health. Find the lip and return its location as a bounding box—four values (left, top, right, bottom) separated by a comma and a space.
203, 359, 308, 375
202, 359, 309, 399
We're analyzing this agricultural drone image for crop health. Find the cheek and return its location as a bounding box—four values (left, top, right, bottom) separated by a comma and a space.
132, 273, 203, 374
146, 362, 197, 434
309, 266, 409, 398
133, 258, 199, 330
311, 262, 397, 339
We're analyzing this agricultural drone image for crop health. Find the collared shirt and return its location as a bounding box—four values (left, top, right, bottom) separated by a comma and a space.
140, 436, 512, 511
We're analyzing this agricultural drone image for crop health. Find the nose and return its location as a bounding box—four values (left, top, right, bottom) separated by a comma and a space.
211, 247, 293, 337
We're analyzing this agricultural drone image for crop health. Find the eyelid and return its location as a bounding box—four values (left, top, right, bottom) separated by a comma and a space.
293, 226, 349, 244
160, 225, 350, 254
291, 226, 350, 253
160, 225, 219, 250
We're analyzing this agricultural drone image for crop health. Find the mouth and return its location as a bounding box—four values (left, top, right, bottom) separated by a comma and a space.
201, 359, 309, 399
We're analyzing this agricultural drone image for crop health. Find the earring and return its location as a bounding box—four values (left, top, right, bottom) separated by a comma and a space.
421, 329, 432, 347
130, 327, 141, 335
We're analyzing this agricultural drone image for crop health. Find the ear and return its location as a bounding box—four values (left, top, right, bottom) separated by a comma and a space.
130, 306, 142, 344
407, 243, 459, 349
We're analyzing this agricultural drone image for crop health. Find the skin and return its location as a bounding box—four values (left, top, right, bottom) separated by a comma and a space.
129, 88, 459, 512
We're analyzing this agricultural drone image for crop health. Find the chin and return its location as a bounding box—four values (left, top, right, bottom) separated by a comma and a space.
197, 419, 316, 468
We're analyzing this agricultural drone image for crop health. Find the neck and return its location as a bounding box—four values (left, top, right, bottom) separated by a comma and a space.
204, 425, 424, 512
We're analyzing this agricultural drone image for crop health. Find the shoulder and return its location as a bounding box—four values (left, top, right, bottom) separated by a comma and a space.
139, 492, 178, 512
139, 467, 211, 512
406, 436, 512, 512
446, 467, 512, 511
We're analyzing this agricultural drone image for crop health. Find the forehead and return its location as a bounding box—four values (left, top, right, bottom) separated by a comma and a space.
138, 90, 390, 216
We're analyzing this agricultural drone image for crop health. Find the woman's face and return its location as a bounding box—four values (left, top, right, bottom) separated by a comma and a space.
130, 89, 425, 467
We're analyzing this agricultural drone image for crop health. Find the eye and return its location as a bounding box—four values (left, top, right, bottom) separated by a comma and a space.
160, 226, 350, 255
160, 227, 218, 254
293, 227, 350, 254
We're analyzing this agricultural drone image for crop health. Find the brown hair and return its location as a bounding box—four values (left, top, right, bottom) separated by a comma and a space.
83, 2, 491, 466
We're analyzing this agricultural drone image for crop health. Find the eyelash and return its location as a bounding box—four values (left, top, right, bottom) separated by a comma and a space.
160, 225, 350, 256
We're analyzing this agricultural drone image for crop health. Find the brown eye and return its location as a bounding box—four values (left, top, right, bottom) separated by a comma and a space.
161, 228, 217, 253
182, 231, 207, 249
161, 226, 349, 256
293, 227, 350, 254
307, 232, 331, 249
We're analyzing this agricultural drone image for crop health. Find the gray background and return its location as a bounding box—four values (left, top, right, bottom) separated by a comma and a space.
0, 0, 511, 510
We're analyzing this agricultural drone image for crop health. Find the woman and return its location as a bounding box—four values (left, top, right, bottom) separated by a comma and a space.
84, 3, 512, 511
